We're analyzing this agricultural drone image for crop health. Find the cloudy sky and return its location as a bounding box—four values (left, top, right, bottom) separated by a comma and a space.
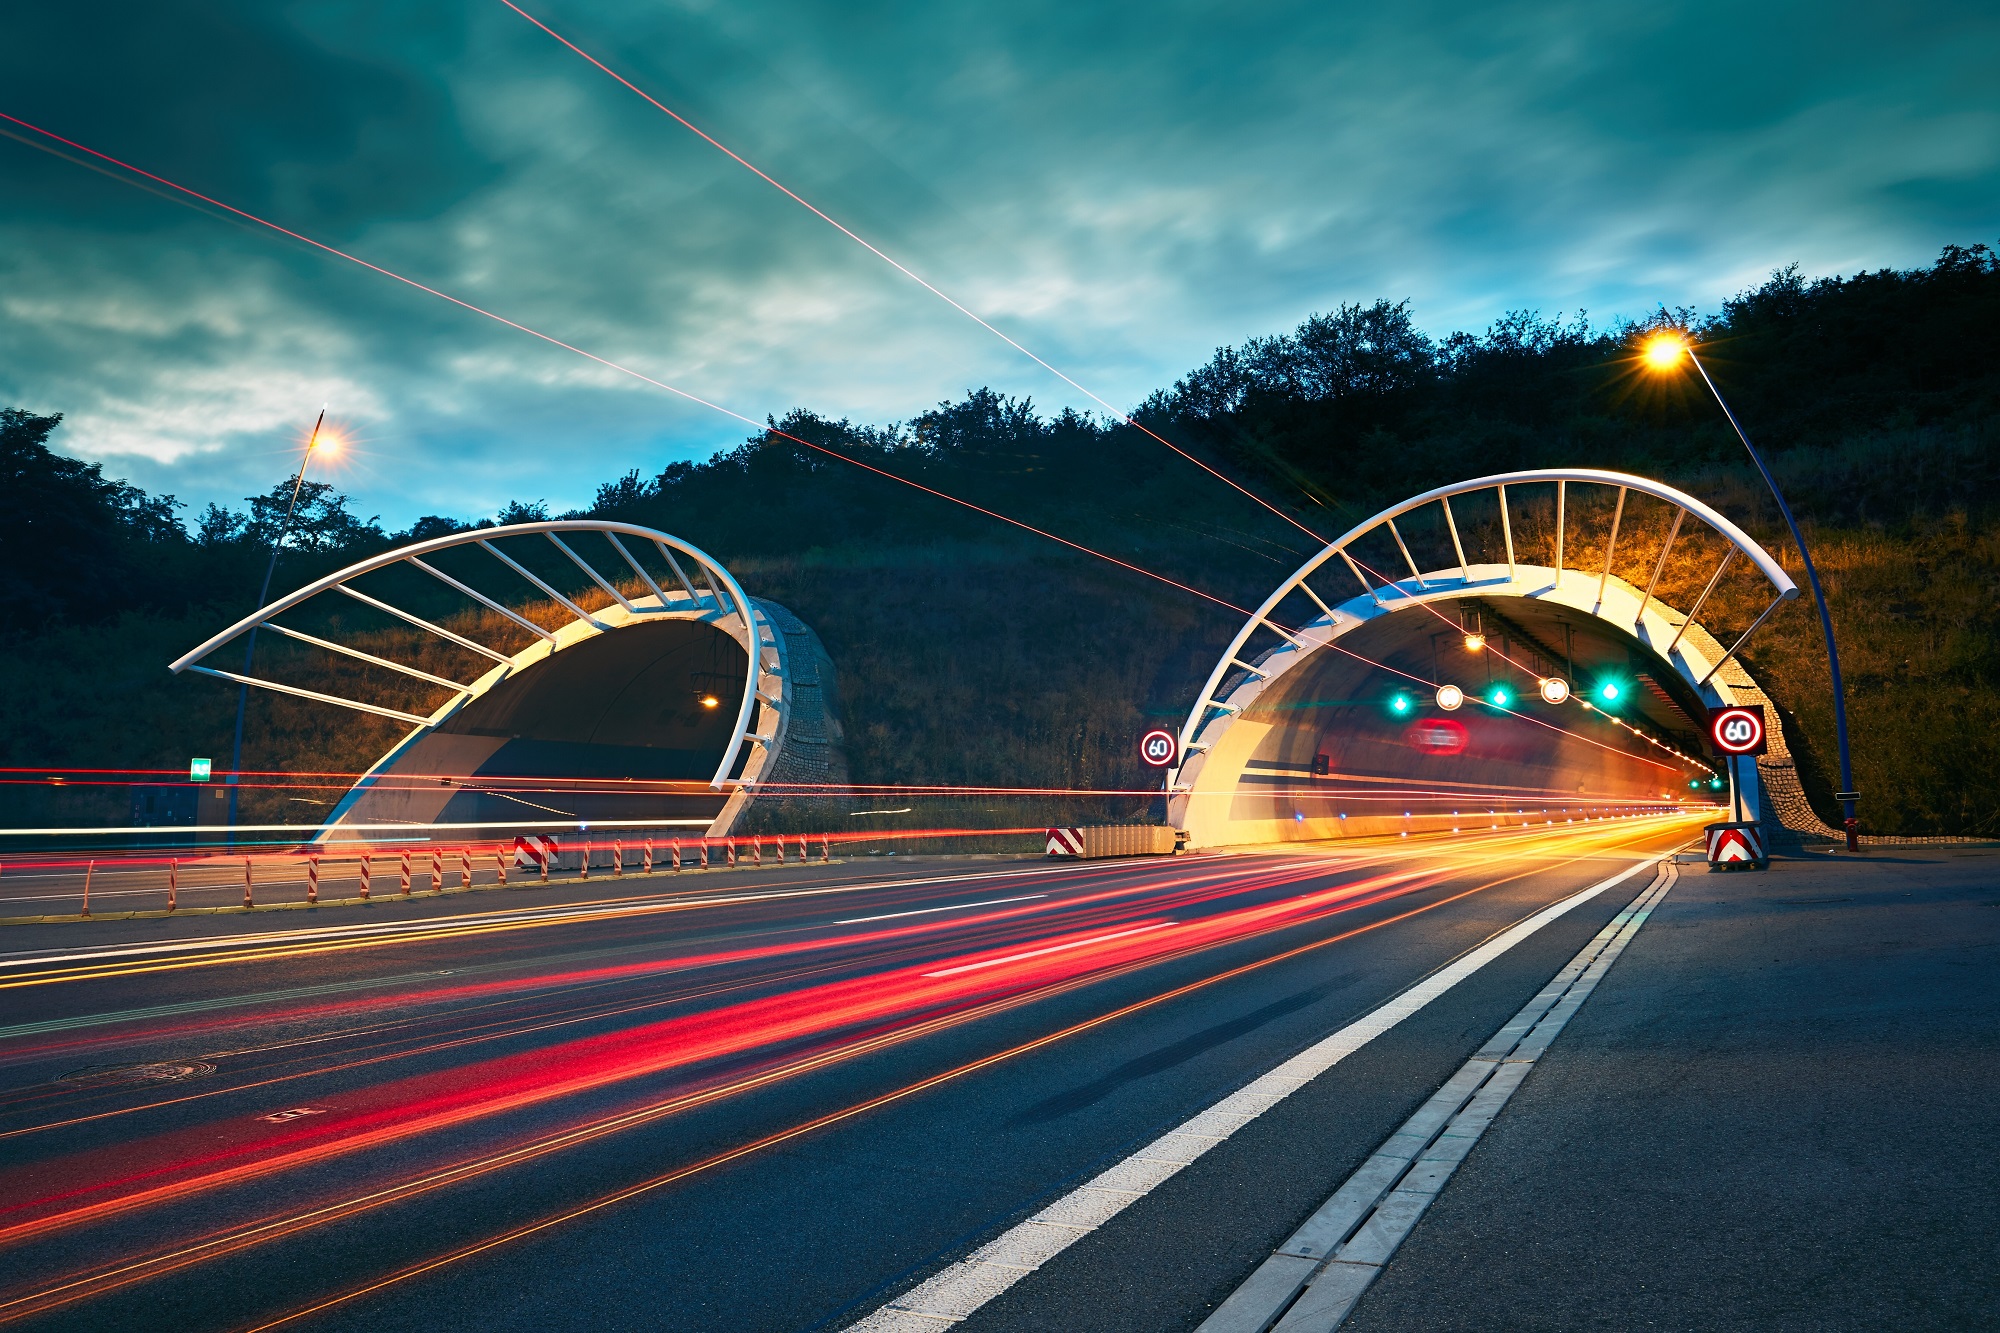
2, 1, 1995, 527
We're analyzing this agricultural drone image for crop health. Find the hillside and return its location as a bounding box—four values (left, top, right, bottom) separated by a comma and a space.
3, 244, 1996, 835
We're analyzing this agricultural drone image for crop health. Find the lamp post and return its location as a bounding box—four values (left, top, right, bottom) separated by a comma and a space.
1644, 336, 1858, 851
225, 409, 334, 843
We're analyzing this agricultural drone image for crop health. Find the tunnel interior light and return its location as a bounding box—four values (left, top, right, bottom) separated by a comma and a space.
699, 694, 721, 710
1463, 633, 1485, 652
1487, 684, 1512, 708
1389, 692, 1413, 716
1539, 677, 1570, 705
1436, 683, 1464, 711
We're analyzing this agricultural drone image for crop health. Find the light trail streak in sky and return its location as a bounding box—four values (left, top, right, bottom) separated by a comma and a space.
498, 1, 1328, 546
0, 111, 1252, 620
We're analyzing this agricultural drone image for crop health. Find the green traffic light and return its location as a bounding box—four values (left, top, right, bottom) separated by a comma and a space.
1389, 692, 1412, 716
1598, 680, 1623, 704
1487, 684, 1511, 708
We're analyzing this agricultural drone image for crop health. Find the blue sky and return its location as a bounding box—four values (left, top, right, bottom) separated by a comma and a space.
2, 0, 1995, 527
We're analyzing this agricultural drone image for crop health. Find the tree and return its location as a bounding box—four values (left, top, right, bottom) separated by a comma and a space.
0, 408, 184, 629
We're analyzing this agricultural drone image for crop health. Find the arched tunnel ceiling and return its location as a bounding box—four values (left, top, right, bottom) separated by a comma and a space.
334, 620, 750, 830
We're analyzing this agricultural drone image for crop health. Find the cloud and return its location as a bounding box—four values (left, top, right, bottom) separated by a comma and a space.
0, 0, 1993, 525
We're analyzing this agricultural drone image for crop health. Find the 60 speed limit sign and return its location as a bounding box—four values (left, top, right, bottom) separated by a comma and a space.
1139, 729, 1179, 767
1708, 706, 1768, 756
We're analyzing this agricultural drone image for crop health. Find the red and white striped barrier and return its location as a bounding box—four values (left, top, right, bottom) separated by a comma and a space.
359, 854, 371, 900
1705, 822, 1767, 868
1046, 827, 1085, 857
513, 835, 557, 873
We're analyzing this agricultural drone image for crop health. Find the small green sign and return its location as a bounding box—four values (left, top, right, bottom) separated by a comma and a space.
189, 757, 212, 782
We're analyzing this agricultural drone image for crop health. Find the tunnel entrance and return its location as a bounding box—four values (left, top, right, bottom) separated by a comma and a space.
1169, 470, 1801, 848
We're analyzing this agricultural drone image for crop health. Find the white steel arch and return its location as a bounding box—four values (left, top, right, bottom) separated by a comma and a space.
169, 521, 786, 798
1171, 469, 1800, 842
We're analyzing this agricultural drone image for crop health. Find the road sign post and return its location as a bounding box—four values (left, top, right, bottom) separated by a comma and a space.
1139, 729, 1179, 769
1706, 706, 1770, 871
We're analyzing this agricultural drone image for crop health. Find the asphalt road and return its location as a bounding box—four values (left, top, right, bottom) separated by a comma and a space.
1337, 846, 2000, 1333
0, 816, 1701, 1332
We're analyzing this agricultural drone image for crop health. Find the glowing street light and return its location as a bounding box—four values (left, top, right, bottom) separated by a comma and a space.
1539, 677, 1570, 705
1463, 632, 1486, 652
1436, 683, 1464, 710
1643, 331, 1860, 848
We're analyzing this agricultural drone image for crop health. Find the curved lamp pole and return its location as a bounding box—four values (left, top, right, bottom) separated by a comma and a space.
1643, 337, 1858, 850
226, 408, 334, 844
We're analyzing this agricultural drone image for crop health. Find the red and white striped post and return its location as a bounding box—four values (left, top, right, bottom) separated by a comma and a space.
243, 856, 254, 908
81, 860, 93, 918
670, 838, 680, 871
495, 851, 507, 886
699, 840, 709, 869
797, 836, 807, 862
306, 855, 319, 905
726, 839, 737, 868
613, 839, 624, 878
358, 854, 372, 900
820, 837, 830, 863
581, 838, 591, 881
400, 849, 412, 896
752, 838, 762, 867
430, 849, 443, 893
460, 847, 472, 889
540, 846, 549, 884
167, 858, 178, 912
643, 837, 653, 874
774, 837, 784, 865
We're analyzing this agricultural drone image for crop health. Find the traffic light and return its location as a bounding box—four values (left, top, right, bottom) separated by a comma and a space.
1487, 683, 1512, 708
1389, 692, 1413, 716
1596, 679, 1624, 705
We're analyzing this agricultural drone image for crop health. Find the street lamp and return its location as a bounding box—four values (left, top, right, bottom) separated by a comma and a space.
225, 408, 336, 841
1643, 334, 1859, 850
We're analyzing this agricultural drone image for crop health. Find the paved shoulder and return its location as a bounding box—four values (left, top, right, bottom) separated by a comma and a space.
1340, 850, 2000, 1332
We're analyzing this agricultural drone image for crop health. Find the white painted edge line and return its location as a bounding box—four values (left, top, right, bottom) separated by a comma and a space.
839, 856, 1663, 1332
836, 895, 1047, 924
1203, 862, 1681, 1333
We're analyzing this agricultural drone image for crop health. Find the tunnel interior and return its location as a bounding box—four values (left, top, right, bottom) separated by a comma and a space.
336, 619, 751, 830
1201, 595, 1715, 838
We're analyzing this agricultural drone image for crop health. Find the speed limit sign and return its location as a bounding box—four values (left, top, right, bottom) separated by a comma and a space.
1139, 729, 1179, 767
1708, 706, 1767, 756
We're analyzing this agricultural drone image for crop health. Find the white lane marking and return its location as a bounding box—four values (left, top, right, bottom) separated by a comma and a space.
1201, 863, 1678, 1333
836, 895, 1048, 924
921, 924, 1172, 978
841, 856, 1660, 1332
0, 861, 1133, 971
